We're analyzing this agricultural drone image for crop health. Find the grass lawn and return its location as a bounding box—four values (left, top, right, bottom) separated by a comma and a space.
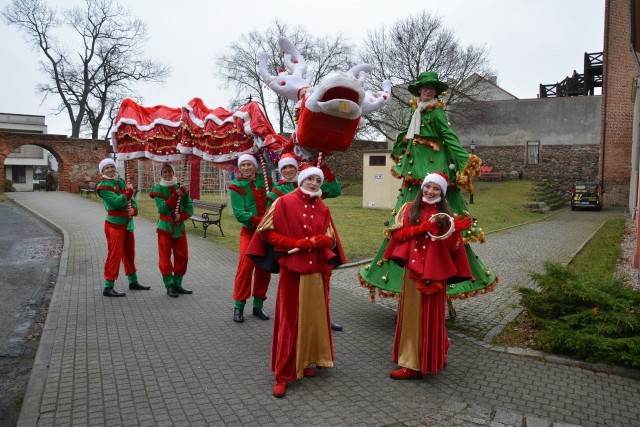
113, 179, 544, 262
492, 216, 639, 368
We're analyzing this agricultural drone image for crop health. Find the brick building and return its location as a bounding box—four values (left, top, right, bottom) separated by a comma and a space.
602, 0, 638, 208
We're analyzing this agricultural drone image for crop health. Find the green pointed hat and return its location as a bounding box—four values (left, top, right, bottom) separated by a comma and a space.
407, 71, 448, 96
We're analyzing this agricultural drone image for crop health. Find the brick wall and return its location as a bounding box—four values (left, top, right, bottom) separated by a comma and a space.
601, 0, 637, 206
0, 132, 112, 191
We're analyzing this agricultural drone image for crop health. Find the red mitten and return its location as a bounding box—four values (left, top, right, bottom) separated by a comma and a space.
294, 238, 314, 251
311, 234, 333, 249
418, 220, 433, 233
250, 216, 263, 227
166, 192, 178, 206
123, 187, 134, 199
179, 186, 188, 197
453, 216, 472, 231
264, 230, 298, 250
391, 224, 426, 242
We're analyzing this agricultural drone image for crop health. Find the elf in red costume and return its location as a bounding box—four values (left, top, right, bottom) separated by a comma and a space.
149, 163, 194, 298
266, 153, 344, 332
384, 172, 472, 379
96, 158, 150, 297
247, 166, 346, 398
229, 153, 272, 323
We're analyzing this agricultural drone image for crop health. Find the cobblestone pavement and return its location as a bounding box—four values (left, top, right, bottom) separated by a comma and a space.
9, 192, 640, 427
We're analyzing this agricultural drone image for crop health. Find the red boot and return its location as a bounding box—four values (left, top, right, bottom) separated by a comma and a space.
389, 367, 422, 380
303, 368, 317, 378
273, 382, 287, 398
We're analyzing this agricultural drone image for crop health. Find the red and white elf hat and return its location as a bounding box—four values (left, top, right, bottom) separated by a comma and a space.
297, 164, 324, 186
421, 172, 449, 196
277, 153, 299, 171
237, 153, 258, 168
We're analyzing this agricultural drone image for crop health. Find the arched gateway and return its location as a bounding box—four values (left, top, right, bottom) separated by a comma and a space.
0, 132, 112, 192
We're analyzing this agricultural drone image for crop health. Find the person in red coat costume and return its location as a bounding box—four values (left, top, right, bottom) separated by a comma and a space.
383, 172, 472, 379
247, 166, 346, 398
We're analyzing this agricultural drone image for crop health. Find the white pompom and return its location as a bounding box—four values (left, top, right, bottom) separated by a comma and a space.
449, 163, 456, 170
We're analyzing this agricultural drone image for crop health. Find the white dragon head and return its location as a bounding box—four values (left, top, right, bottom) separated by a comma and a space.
258, 37, 391, 155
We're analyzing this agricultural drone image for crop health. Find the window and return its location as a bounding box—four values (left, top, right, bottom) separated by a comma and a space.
526, 141, 540, 165
12, 165, 26, 183
369, 155, 386, 166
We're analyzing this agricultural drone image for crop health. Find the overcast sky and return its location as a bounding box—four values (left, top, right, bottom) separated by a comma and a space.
0, 0, 605, 136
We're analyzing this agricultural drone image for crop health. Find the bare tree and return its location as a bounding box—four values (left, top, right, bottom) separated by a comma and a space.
358, 11, 495, 141
2, 0, 169, 138
215, 19, 354, 134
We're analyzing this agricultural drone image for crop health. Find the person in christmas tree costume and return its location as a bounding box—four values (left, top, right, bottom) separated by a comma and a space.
149, 163, 195, 298
266, 153, 344, 332
358, 71, 497, 302
96, 158, 150, 297
229, 153, 272, 323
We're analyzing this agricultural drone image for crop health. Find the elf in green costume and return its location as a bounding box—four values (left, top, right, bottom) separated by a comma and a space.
229, 153, 272, 323
266, 153, 342, 206
149, 163, 195, 298
96, 158, 150, 297
358, 71, 498, 302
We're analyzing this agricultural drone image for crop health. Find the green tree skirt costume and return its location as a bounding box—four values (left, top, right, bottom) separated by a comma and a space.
358, 99, 498, 301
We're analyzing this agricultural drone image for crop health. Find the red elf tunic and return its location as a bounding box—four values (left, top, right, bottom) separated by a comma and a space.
384, 201, 471, 374
247, 188, 346, 383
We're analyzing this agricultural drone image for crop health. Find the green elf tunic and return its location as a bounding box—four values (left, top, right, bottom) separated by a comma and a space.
229, 172, 272, 309
149, 183, 194, 288
358, 98, 497, 301
96, 177, 139, 287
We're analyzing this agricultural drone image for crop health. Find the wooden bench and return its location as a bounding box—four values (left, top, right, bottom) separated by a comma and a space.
190, 200, 227, 238
79, 182, 97, 197
478, 166, 504, 181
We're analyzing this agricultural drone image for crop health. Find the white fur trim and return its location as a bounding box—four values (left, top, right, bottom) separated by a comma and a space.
278, 156, 299, 171
422, 173, 448, 196
297, 167, 324, 186
99, 158, 116, 173
237, 154, 258, 168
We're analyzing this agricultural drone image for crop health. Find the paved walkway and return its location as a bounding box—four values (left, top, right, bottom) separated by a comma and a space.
9, 191, 640, 427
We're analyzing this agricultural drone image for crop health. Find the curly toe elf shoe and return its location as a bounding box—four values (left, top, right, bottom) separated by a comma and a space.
303, 368, 317, 378
389, 367, 423, 380
175, 286, 193, 294
128, 282, 150, 290
272, 382, 287, 398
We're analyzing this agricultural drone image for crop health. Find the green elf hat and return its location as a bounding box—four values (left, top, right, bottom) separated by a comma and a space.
407, 71, 448, 96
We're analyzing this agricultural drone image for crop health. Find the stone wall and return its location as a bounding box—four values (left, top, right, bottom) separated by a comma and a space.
324, 139, 388, 180
473, 145, 600, 201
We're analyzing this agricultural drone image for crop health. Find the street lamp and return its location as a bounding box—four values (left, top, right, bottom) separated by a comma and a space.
469, 141, 476, 204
